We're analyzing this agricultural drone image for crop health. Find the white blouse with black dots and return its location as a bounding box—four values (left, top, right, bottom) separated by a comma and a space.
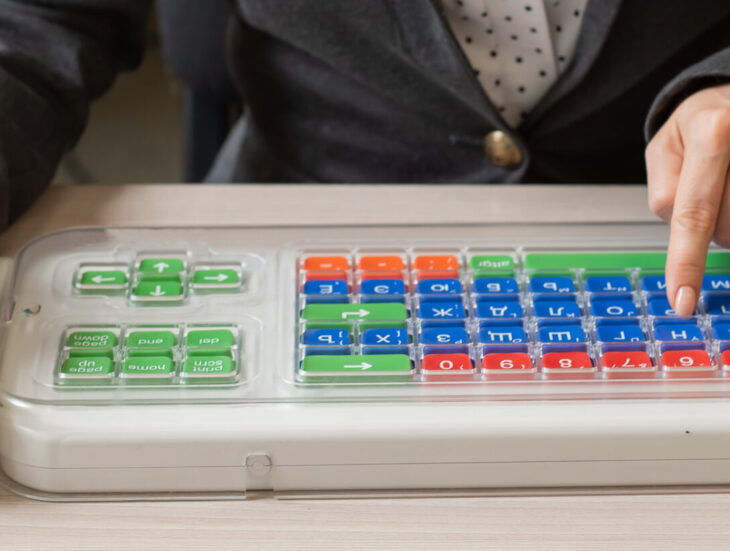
444, 0, 587, 127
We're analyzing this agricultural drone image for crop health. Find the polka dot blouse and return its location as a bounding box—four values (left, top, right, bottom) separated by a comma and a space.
444, 0, 587, 127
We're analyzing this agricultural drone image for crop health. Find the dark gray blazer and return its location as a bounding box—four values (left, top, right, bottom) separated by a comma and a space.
1, 0, 730, 230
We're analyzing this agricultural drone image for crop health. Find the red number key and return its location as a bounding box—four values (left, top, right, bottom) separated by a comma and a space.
661, 350, 715, 378
422, 354, 474, 374
541, 351, 595, 379
601, 351, 655, 378
481, 353, 535, 379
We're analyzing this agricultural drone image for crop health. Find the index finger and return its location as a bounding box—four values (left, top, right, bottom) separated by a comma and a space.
665, 137, 729, 316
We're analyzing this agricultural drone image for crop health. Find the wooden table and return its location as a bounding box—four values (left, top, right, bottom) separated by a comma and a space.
2, 184, 730, 550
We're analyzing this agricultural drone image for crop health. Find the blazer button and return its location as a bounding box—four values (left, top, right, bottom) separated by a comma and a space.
484, 130, 523, 169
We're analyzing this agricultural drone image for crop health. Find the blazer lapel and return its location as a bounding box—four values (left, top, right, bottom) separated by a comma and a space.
392, 0, 499, 122
526, 0, 624, 123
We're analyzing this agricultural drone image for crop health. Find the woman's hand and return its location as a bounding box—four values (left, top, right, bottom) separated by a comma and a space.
646, 83, 730, 315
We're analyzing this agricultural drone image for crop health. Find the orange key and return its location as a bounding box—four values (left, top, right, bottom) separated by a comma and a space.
358, 256, 404, 271
303, 256, 349, 271
414, 270, 460, 281
304, 271, 348, 282
414, 255, 460, 271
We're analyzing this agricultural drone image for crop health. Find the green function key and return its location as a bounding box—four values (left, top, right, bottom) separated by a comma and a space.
192, 268, 240, 288
133, 280, 184, 300
126, 330, 177, 348
121, 355, 174, 378
469, 255, 515, 273
138, 258, 185, 274
299, 354, 413, 379
60, 356, 114, 380
66, 330, 118, 349
185, 329, 236, 347
182, 354, 235, 378
302, 303, 407, 321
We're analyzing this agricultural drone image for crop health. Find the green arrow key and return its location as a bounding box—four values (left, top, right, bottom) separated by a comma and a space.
79, 270, 127, 286
192, 268, 240, 286
138, 258, 185, 274
299, 354, 413, 380
302, 303, 407, 321
133, 280, 184, 299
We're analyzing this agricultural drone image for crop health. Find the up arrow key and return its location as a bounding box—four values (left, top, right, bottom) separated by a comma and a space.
153, 262, 169, 273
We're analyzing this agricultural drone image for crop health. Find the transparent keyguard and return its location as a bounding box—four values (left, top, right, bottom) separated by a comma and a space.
2, 223, 730, 410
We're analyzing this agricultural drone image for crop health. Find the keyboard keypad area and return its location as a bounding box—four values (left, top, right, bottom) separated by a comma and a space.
57, 324, 242, 386
295, 248, 730, 383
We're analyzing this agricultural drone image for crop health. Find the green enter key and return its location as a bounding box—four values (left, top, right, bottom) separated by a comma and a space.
302, 303, 408, 321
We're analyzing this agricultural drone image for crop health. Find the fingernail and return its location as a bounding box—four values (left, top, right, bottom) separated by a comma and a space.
675, 285, 696, 317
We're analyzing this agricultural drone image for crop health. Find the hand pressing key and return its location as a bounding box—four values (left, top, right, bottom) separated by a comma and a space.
646, 83, 730, 316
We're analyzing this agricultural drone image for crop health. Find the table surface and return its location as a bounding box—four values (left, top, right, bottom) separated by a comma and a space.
3, 184, 730, 551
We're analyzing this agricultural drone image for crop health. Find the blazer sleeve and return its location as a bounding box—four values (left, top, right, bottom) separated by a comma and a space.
0, 0, 152, 231
644, 47, 730, 141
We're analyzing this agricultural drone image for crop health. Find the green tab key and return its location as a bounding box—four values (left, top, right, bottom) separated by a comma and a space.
302, 303, 408, 321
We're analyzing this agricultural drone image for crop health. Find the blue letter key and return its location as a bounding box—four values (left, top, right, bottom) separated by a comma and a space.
302, 329, 350, 346
475, 300, 523, 319
584, 276, 631, 293
640, 275, 667, 293
647, 296, 676, 316
529, 276, 575, 293
478, 325, 526, 344
361, 328, 409, 346
704, 293, 730, 315
596, 322, 645, 343
417, 299, 466, 320
304, 280, 348, 295
654, 324, 703, 342
360, 279, 406, 295
472, 277, 518, 294
590, 296, 637, 317
702, 275, 730, 292
533, 297, 580, 318
538, 325, 586, 343
420, 327, 469, 345
416, 278, 462, 295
